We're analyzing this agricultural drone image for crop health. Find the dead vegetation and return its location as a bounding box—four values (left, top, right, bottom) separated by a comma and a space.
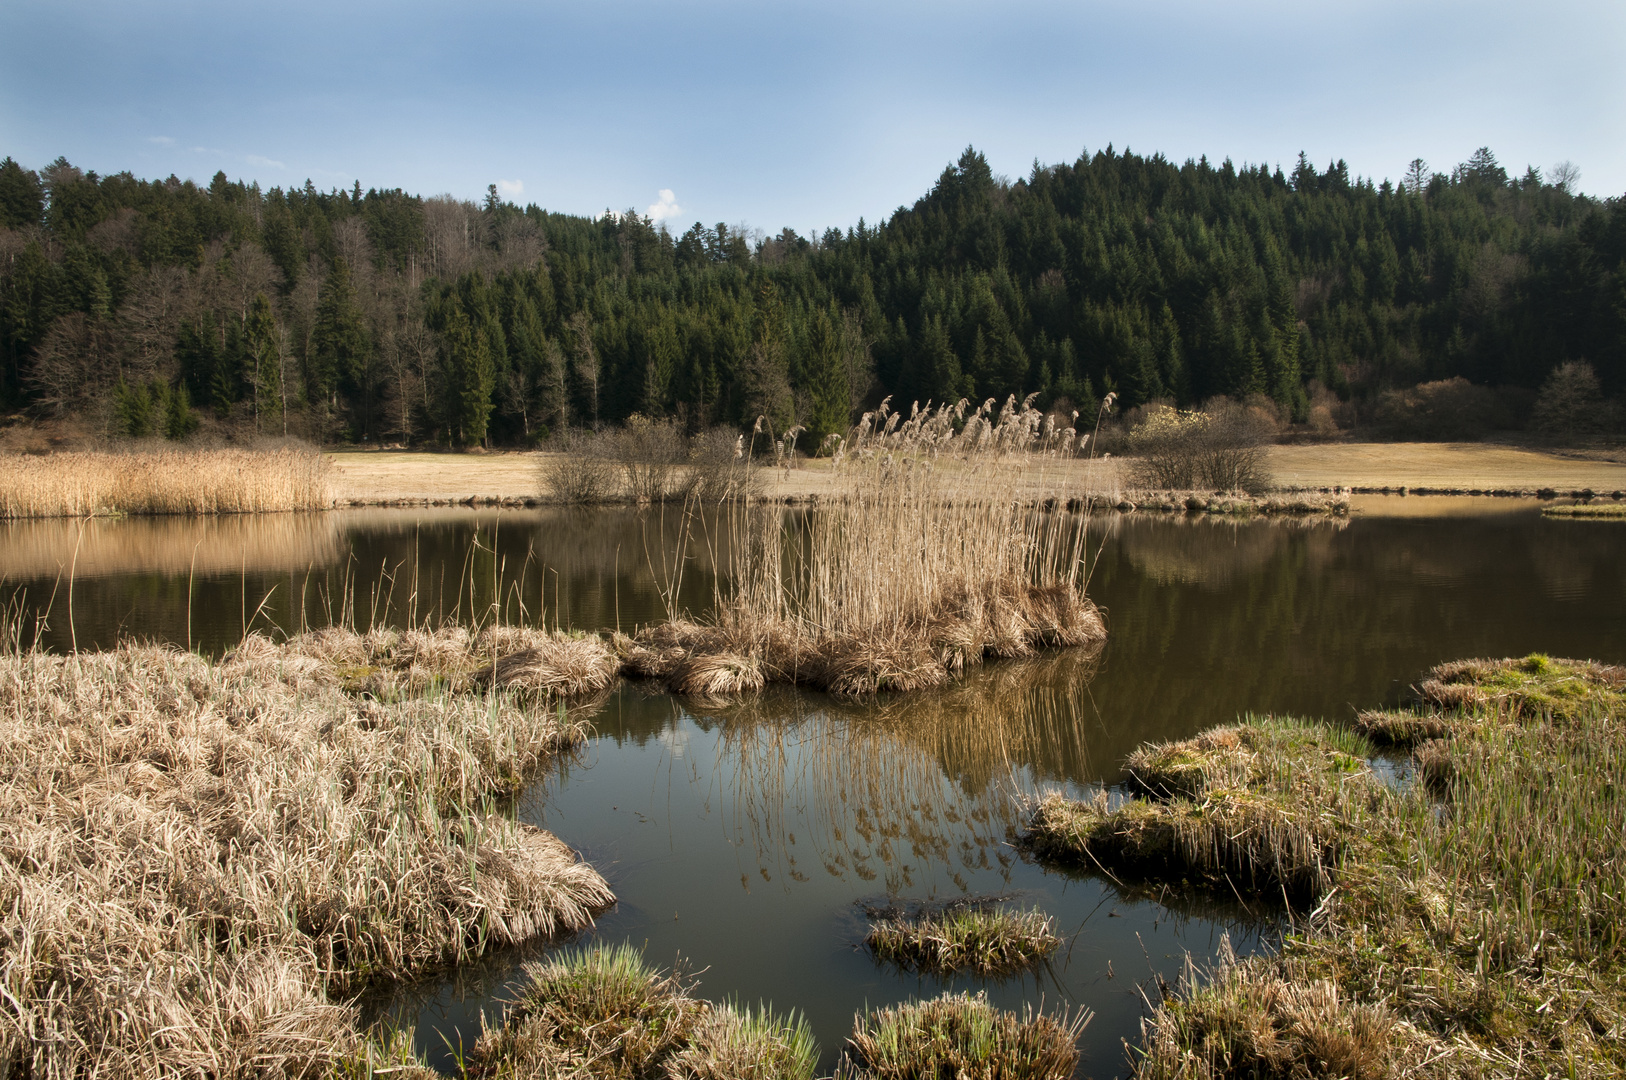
0, 445, 331, 518
0, 633, 613, 1077
1028, 655, 1626, 1079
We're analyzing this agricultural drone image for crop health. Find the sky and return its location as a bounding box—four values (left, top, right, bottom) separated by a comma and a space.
2, 0, 1622, 237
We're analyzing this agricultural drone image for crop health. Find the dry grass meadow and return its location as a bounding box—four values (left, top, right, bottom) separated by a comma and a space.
326, 441, 1626, 506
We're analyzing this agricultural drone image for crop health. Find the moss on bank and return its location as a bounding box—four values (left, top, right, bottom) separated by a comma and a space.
1024, 655, 1626, 1078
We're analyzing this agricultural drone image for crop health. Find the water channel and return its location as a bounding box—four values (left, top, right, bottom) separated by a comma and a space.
3, 499, 1623, 1076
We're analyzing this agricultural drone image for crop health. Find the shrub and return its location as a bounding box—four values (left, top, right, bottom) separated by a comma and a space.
1124, 399, 1274, 494
1532, 361, 1619, 443
540, 429, 617, 503
1372, 377, 1503, 440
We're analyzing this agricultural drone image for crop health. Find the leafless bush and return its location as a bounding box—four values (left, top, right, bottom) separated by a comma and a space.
541, 421, 758, 504
540, 429, 617, 503
1124, 399, 1275, 494
1533, 361, 1620, 443
612, 414, 688, 503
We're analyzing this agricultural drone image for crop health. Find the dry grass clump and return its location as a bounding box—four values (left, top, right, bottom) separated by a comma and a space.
0, 445, 330, 518
470, 943, 816, 1080
842, 992, 1088, 1080
864, 901, 1060, 976
664, 1002, 819, 1080
1113, 658, 1626, 1079
471, 943, 706, 1077
625, 397, 1105, 698
0, 640, 612, 1077
259, 623, 620, 702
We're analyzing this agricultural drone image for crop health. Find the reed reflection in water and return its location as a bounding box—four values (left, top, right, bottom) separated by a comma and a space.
464, 646, 1257, 1078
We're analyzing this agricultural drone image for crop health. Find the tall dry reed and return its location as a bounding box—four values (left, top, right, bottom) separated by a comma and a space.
623, 396, 1104, 696
0, 445, 330, 518
0, 635, 612, 1077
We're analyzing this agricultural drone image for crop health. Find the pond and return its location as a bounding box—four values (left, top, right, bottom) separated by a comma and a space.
4, 498, 1623, 1076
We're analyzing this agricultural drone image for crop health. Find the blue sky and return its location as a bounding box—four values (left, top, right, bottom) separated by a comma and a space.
2, 0, 1622, 236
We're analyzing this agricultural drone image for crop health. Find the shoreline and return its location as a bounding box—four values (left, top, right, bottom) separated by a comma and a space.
325, 443, 1626, 508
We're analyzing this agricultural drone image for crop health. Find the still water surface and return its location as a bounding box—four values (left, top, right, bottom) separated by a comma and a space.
3, 500, 1623, 1076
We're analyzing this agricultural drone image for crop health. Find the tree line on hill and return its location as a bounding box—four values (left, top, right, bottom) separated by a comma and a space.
0, 144, 1621, 449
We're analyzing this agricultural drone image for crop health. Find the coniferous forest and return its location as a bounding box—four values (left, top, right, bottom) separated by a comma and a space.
0, 146, 1621, 447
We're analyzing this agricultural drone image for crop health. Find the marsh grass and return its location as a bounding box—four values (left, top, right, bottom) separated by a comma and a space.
864, 901, 1060, 976
0, 445, 330, 518
1050, 655, 1626, 1079
0, 633, 613, 1077
622, 397, 1105, 697
842, 992, 1087, 1080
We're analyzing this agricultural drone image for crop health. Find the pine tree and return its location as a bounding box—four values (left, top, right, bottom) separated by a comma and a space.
310, 258, 370, 414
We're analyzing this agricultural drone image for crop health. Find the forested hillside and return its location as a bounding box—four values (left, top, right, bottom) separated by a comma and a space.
0, 146, 1620, 446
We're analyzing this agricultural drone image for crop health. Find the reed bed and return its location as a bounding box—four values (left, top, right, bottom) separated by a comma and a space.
1043, 655, 1626, 1079
0, 636, 613, 1077
0, 445, 330, 518
864, 901, 1060, 976
622, 397, 1105, 697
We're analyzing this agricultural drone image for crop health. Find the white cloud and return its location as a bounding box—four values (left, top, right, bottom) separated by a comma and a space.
246, 154, 286, 170
497, 178, 524, 197
646, 188, 682, 222
146, 135, 175, 146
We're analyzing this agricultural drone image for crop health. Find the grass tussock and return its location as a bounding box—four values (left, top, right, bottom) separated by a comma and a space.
0, 445, 330, 518
1080, 655, 1626, 1079
471, 943, 817, 1080
253, 622, 621, 704
843, 992, 1088, 1080
1025, 719, 1374, 903
864, 900, 1060, 976
0, 639, 612, 1077
471, 945, 1086, 1080
624, 397, 1105, 698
